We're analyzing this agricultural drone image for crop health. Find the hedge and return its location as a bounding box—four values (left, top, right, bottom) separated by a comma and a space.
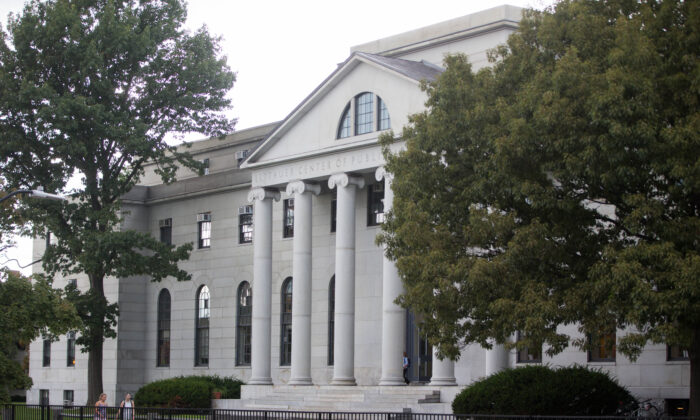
452, 365, 635, 415
134, 375, 243, 408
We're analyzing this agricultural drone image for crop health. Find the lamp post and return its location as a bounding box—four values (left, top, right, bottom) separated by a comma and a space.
0, 188, 66, 204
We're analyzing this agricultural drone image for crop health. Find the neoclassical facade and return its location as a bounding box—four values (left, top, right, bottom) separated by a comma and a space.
28, 5, 689, 411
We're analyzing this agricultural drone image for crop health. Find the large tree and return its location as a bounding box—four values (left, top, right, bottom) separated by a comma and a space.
0, 270, 78, 404
380, 0, 699, 414
0, 0, 236, 403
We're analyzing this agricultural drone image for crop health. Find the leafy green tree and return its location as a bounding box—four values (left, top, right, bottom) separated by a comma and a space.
380, 0, 699, 414
0, 270, 78, 404
0, 0, 236, 403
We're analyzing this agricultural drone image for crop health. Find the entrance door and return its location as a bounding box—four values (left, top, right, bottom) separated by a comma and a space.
405, 309, 433, 383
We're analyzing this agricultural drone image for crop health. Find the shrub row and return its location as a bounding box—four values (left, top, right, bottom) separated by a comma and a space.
452, 365, 635, 415
134, 375, 243, 408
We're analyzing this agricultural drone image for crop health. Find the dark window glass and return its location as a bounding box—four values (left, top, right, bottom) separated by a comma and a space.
330, 195, 337, 233
328, 276, 335, 366
236, 282, 252, 366
367, 183, 385, 226
63, 390, 74, 406
66, 332, 76, 367
337, 103, 351, 138
355, 93, 374, 135
40, 389, 49, 406
160, 218, 172, 245
667, 344, 689, 361
195, 285, 210, 366
516, 331, 542, 363
280, 277, 293, 366
239, 206, 253, 244
588, 332, 616, 362
283, 199, 294, 238
42, 339, 50, 367
198, 215, 211, 249
378, 97, 390, 130
157, 289, 171, 367
67, 279, 77, 288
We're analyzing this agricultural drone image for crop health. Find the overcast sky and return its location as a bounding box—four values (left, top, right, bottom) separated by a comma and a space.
1, 0, 553, 274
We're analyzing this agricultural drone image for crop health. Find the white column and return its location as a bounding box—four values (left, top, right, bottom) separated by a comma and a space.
375, 167, 407, 386
247, 187, 280, 385
430, 347, 457, 386
328, 173, 364, 385
286, 180, 320, 385
485, 342, 509, 376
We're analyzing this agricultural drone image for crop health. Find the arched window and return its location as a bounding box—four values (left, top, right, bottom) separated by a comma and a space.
336, 92, 391, 139
236, 282, 252, 366
195, 285, 210, 366
280, 277, 293, 366
328, 276, 335, 366
157, 289, 171, 367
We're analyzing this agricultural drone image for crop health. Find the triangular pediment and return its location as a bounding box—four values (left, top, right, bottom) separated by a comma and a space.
242, 53, 443, 170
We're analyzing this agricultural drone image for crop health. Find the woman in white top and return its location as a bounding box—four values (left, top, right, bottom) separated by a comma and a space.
118, 393, 135, 420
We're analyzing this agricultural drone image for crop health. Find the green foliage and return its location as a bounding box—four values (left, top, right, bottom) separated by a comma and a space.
380, 0, 699, 414
452, 365, 635, 415
0, 271, 78, 404
135, 376, 243, 408
0, 0, 235, 401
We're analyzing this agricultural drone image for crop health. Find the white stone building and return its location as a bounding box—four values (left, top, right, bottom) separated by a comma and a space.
28, 5, 689, 412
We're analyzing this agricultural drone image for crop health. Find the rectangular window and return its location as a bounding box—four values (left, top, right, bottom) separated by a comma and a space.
588, 332, 616, 362
330, 197, 337, 233
42, 339, 51, 367
667, 344, 689, 361
40, 389, 49, 406
159, 218, 172, 245
283, 199, 294, 238
197, 213, 211, 249
239, 205, 253, 244
66, 332, 76, 367
63, 390, 74, 406
367, 183, 385, 226
201, 158, 210, 175
516, 332, 542, 363
67, 279, 77, 288
235, 149, 249, 165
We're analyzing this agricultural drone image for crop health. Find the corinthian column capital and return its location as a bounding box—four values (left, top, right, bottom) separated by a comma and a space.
285, 180, 321, 196
247, 187, 280, 203
328, 173, 365, 190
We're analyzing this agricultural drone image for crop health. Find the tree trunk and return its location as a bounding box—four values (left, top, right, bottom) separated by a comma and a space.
87, 338, 104, 405
690, 327, 700, 417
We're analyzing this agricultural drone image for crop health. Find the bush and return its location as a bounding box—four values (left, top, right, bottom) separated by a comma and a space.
452, 365, 635, 415
135, 375, 243, 408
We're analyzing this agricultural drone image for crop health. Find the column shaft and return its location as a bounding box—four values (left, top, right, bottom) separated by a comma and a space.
485, 343, 509, 376
430, 347, 457, 386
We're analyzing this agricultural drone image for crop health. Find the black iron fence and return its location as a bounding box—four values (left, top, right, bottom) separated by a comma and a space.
1, 405, 697, 420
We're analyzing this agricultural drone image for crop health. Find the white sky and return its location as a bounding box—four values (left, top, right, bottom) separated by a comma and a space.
1, 0, 553, 274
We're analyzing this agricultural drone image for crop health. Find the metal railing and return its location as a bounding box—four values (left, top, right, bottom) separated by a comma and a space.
1, 405, 697, 420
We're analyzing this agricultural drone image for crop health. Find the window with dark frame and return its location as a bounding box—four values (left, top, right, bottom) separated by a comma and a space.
330, 195, 337, 233
197, 213, 211, 249
338, 104, 351, 138
42, 339, 50, 367
515, 331, 542, 363
63, 390, 74, 406
667, 344, 689, 361
236, 282, 252, 366
355, 92, 374, 135
159, 218, 172, 245
367, 182, 385, 226
280, 277, 293, 366
66, 331, 76, 367
328, 276, 335, 366
378, 97, 391, 131
283, 199, 294, 238
195, 285, 210, 366
588, 332, 616, 362
67, 279, 77, 288
157, 289, 171, 367
40, 389, 49, 406
239, 206, 253, 244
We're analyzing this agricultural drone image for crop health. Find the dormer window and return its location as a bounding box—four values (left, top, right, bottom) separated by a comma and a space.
337, 92, 391, 139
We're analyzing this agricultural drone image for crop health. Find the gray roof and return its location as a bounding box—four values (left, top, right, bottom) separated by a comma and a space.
356, 52, 444, 82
